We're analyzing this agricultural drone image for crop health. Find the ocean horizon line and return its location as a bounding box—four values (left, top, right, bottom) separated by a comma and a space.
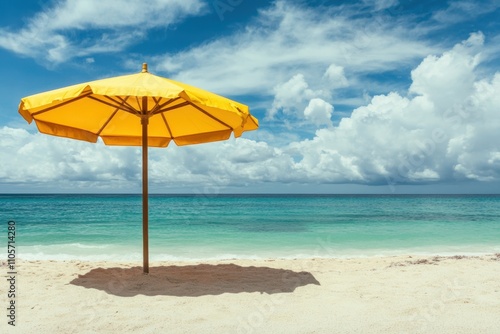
2, 193, 500, 196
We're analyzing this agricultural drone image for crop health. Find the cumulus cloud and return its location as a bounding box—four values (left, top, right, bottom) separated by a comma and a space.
409, 32, 483, 111
0, 0, 206, 64
268, 74, 318, 119
267, 73, 335, 127
0, 127, 290, 192
303, 99, 334, 127
289, 33, 500, 185
0, 127, 141, 190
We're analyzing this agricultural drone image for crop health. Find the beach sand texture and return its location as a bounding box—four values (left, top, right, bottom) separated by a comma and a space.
2, 255, 500, 333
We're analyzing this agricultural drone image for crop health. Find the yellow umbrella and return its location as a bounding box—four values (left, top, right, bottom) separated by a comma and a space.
19, 63, 258, 273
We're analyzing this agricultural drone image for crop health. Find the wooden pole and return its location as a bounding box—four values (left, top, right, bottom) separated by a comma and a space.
142, 96, 149, 274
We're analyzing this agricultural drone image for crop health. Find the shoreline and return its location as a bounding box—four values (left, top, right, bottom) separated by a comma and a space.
2, 254, 500, 333
14, 247, 500, 262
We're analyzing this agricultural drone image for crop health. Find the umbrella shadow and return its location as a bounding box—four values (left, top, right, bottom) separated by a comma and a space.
70, 263, 320, 297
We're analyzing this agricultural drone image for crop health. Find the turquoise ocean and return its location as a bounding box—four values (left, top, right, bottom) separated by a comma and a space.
2, 194, 500, 261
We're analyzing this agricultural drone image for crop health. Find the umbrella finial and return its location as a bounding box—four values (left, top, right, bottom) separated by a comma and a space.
142, 63, 148, 73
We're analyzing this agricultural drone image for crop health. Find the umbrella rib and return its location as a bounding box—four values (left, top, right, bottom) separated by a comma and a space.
150, 97, 182, 115
88, 96, 139, 116
160, 113, 174, 139
105, 96, 141, 115
31, 92, 92, 116
135, 96, 143, 115
152, 101, 190, 115
96, 108, 120, 136
113, 96, 142, 116
150, 97, 164, 114
187, 101, 233, 130
153, 97, 162, 105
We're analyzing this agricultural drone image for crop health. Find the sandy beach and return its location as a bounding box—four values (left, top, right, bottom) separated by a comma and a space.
2, 255, 500, 333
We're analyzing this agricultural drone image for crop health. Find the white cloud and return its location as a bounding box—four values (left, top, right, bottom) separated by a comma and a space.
409, 32, 483, 111
432, 0, 500, 24
0, 0, 207, 64
267, 73, 335, 127
154, 0, 438, 97
38, 0, 205, 30
268, 74, 318, 119
289, 33, 500, 185
0, 127, 140, 188
303, 99, 334, 127
0, 127, 290, 191
323, 64, 349, 89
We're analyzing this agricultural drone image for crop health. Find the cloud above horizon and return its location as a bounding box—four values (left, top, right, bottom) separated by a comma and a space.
2, 33, 499, 192
0, 0, 207, 64
154, 0, 438, 98
289, 33, 500, 186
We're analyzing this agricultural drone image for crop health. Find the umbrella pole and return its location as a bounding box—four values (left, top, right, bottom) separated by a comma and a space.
142, 113, 149, 274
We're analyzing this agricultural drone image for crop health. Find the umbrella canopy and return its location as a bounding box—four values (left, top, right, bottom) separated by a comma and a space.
19, 63, 258, 273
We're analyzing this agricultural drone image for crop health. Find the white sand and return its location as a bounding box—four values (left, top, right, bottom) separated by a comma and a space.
2, 255, 500, 333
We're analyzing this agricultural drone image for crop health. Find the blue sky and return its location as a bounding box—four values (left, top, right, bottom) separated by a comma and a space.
0, 0, 499, 193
